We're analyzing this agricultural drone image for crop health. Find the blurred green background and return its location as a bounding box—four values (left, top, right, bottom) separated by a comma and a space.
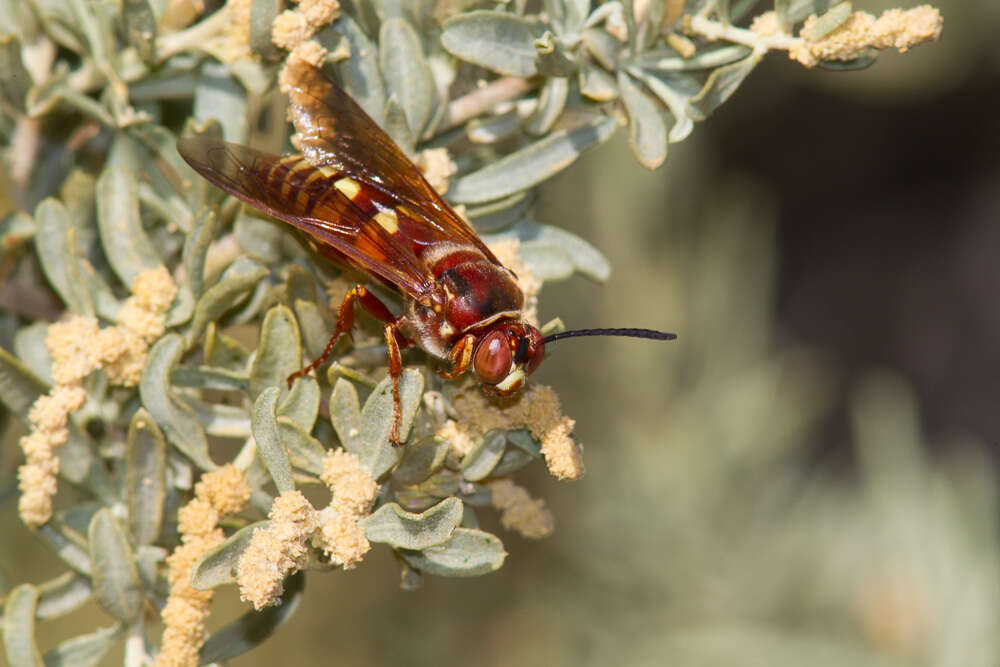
5, 0, 1000, 665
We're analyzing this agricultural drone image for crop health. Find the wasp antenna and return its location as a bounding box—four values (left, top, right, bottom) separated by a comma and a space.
541, 327, 677, 345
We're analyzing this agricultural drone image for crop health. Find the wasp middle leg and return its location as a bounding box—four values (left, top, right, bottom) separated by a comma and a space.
287, 285, 409, 445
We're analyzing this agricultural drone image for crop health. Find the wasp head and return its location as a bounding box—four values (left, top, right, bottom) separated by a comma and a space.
472, 322, 545, 395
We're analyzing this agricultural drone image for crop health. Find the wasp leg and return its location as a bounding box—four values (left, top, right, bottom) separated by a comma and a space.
437, 334, 475, 380
287, 285, 397, 385
384, 322, 406, 446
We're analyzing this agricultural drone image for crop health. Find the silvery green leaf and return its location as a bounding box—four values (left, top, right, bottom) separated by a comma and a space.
400, 528, 506, 577
506, 428, 542, 456
805, 0, 851, 39
788, 0, 834, 22
88, 509, 143, 623
252, 387, 295, 494
167, 283, 193, 327
460, 430, 507, 481
187, 397, 252, 438
692, 52, 762, 115
249, 0, 284, 61
190, 522, 265, 590
205, 323, 251, 369
278, 376, 320, 431
0, 210, 34, 249
0, 344, 46, 422
393, 435, 449, 485
465, 190, 534, 233
449, 116, 617, 204
35, 523, 91, 576
327, 16, 386, 125
329, 378, 362, 454
466, 109, 521, 145
581, 27, 621, 70
249, 305, 302, 401
194, 61, 248, 143
627, 67, 703, 143
534, 31, 576, 77
618, 71, 668, 169
96, 163, 163, 287
382, 95, 415, 155
524, 76, 569, 136
545, 0, 589, 36
441, 11, 542, 77
186, 257, 268, 347
0, 35, 29, 112
489, 446, 536, 476
34, 198, 93, 315
182, 208, 220, 299
483, 220, 611, 282
293, 299, 331, 362
60, 502, 102, 537
579, 63, 618, 101
634, 44, 751, 71
140, 334, 217, 471
171, 366, 250, 392
358, 369, 424, 478
126, 408, 166, 546
41, 625, 119, 667
35, 573, 91, 620
3, 584, 43, 667
121, 0, 156, 64
284, 265, 317, 305
199, 570, 303, 664
379, 18, 435, 139
277, 417, 326, 475
360, 498, 463, 550
234, 214, 285, 263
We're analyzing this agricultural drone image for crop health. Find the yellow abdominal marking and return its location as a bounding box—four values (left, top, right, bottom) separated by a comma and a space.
374, 209, 399, 234
334, 177, 361, 200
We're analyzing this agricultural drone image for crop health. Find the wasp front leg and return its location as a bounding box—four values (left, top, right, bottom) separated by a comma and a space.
437, 334, 475, 380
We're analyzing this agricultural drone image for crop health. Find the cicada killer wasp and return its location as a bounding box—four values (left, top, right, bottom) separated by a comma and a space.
177, 60, 675, 445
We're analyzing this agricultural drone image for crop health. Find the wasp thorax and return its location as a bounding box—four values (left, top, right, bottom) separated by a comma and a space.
473, 322, 545, 395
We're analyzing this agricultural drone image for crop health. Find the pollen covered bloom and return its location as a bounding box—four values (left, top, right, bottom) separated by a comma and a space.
314, 449, 379, 568
237, 490, 319, 610
156, 465, 250, 667
488, 478, 555, 539
415, 148, 458, 195
271, 0, 340, 52
783, 5, 943, 67
439, 383, 584, 481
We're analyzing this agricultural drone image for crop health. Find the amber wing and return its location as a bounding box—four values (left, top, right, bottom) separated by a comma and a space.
283, 60, 500, 263
176, 137, 436, 300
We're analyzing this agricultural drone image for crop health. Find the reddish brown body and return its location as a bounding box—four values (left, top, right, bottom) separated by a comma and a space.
177, 61, 546, 443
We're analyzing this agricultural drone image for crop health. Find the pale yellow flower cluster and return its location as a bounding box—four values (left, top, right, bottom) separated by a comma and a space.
750, 5, 943, 68
156, 465, 251, 667
488, 478, 555, 539
278, 40, 329, 96
414, 148, 458, 196
438, 383, 584, 481
17, 384, 87, 527
271, 0, 340, 52
236, 450, 379, 609
314, 449, 378, 568
237, 490, 318, 610
487, 239, 541, 327
18, 268, 176, 528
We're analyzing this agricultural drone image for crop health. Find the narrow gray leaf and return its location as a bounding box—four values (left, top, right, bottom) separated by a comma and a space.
449, 117, 617, 204
618, 71, 668, 169
360, 498, 463, 550
41, 625, 119, 667
277, 417, 326, 476
252, 387, 295, 494
96, 163, 163, 288
400, 528, 506, 577
190, 522, 266, 590
3, 584, 44, 667
358, 369, 424, 478
441, 11, 542, 77
248, 305, 302, 401
126, 408, 167, 546
379, 18, 435, 138
87, 509, 143, 623
199, 570, 303, 664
